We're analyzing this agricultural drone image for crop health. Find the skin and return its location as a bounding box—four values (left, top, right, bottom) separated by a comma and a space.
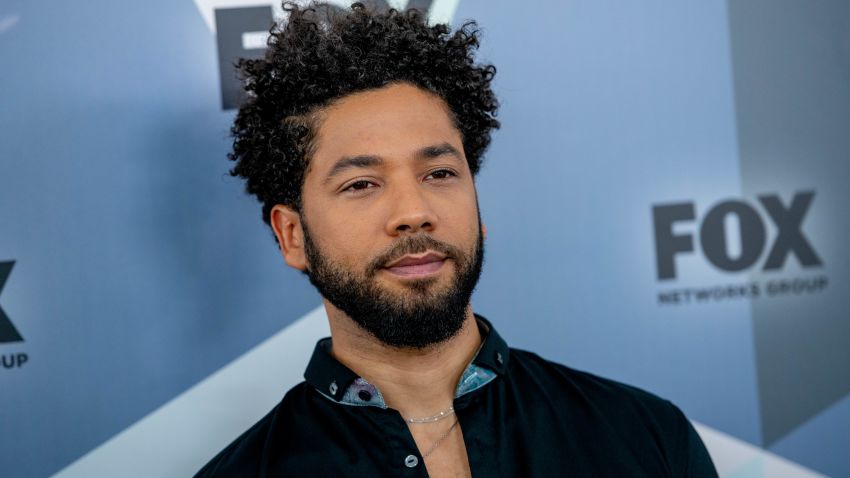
270, 82, 486, 477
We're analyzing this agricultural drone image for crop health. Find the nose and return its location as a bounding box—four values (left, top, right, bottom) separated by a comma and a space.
384, 183, 438, 236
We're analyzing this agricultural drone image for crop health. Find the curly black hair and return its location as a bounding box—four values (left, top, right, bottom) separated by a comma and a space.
228, 1, 500, 226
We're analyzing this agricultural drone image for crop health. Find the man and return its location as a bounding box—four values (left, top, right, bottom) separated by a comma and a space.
197, 2, 718, 477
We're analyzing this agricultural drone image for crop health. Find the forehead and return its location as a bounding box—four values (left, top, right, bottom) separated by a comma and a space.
308, 83, 463, 171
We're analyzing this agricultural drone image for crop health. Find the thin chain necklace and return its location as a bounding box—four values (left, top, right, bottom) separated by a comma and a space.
421, 417, 460, 459
404, 405, 455, 424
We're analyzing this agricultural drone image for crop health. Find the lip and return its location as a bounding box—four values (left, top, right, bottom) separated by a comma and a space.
383, 251, 447, 278
385, 251, 447, 268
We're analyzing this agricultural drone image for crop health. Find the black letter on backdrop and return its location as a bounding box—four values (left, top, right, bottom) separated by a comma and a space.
653, 203, 695, 280
216, 6, 275, 110
0, 261, 23, 343
759, 191, 822, 270
700, 200, 765, 272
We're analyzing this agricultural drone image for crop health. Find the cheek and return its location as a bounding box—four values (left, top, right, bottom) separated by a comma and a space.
437, 193, 479, 238
302, 188, 379, 262
314, 211, 383, 263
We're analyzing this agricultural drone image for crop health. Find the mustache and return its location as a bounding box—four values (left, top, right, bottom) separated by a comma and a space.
366, 235, 463, 276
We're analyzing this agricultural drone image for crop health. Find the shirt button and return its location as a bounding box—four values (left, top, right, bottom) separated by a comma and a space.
329, 381, 338, 395
358, 390, 372, 401
404, 454, 419, 468
496, 352, 503, 365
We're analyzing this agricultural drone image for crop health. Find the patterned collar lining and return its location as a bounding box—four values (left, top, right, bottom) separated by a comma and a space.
306, 315, 506, 408
338, 362, 498, 408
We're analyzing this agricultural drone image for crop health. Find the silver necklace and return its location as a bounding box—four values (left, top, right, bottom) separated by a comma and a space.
421, 417, 460, 459
404, 405, 455, 424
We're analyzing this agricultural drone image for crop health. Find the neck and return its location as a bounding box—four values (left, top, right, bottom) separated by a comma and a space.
324, 300, 482, 419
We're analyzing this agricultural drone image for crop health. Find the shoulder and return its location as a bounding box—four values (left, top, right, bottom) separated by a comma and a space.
506, 348, 717, 477
194, 382, 313, 478
508, 347, 677, 415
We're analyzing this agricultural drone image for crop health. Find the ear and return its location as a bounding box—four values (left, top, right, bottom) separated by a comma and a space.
481, 223, 488, 240
270, 204, 307, 271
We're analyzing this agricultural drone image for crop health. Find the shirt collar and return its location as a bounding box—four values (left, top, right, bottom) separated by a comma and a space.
303, 314, 509, 406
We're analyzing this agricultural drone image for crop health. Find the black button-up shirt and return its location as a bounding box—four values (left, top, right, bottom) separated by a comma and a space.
196, 316, 718, 477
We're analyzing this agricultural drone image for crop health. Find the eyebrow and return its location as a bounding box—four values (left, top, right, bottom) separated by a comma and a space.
323, 142, 463, 184
323, 155, 383, 185
415, 143, 462, 162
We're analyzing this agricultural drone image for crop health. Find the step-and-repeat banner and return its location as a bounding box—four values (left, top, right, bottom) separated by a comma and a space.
1, 1, 847, 477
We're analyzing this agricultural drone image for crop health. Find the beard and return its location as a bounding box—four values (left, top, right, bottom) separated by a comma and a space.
301, 220, 484, 350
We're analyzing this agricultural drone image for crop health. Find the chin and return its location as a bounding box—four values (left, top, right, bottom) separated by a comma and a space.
382, 274, 450, 295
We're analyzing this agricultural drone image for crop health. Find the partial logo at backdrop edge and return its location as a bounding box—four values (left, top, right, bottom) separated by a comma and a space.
0, 261, 23, 343
193, 0, 462, 108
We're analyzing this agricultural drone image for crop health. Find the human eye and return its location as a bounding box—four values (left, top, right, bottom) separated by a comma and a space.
341, 179, 378, 194
424, 168, 458, 181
